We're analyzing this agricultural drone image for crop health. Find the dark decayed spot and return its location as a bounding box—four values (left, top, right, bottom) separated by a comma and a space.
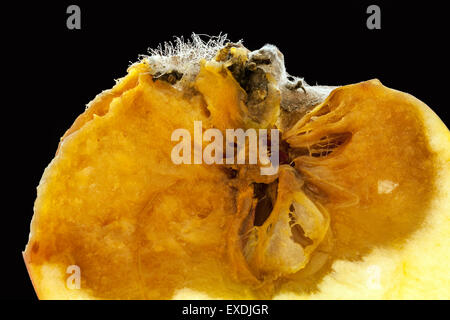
152, 70, 183, 85
285, 79, 306, 94
219, 45, 270, 107
222, 167, 238, 179
253, 183, 276, 226
244, 68, 269, 106
289, 203, 313, 247
291, 224, 313, 247
31, 241, 39, 253
250, 56, 271, 65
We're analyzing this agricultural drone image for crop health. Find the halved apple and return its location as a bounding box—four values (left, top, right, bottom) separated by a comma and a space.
24, 35, 450, 299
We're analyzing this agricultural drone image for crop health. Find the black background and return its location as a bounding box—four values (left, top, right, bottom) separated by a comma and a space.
3, 0, 448, 302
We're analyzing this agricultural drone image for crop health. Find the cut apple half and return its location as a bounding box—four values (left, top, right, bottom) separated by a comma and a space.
24, 34, 450, 299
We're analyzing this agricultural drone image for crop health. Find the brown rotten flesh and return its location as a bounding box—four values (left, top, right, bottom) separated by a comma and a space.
24, 37, 450, 299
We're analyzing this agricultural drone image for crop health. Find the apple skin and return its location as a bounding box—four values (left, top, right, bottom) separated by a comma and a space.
23, 251, 42, 299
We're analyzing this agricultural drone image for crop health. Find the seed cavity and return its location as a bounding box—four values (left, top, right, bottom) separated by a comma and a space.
253, 182, 277, 226
308, 132, 352, 157
289, 204, 313, 247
